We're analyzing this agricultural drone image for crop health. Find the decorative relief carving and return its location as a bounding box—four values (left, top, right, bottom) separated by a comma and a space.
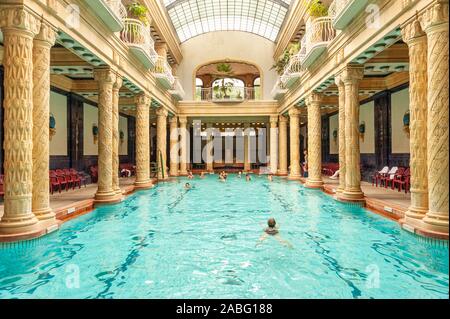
135, 93, 151, 185
0, 7, 41, 35
112, 75, 123, 194
335, 75, 346, 193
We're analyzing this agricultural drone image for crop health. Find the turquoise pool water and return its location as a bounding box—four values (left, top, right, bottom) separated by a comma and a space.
0, 174, 448, 299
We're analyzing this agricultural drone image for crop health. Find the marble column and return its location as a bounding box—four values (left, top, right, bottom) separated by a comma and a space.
278, 115, 288, 175
156, 108, 168, 180
244, 123, 251, 172
401, 17, 429, 228
206, 123, 214, 172
421, 1, 449, 234
112, 74, 123, 195
94, 68, 118, 203
288, 107, 301, 180
335, 75, 346, 194
269, 116, 278, 174
32, 20, 57, 223
339, 65, 365, 202
179, 116, 188, 175
169, 116, 179, 177
305, 92, 324, 188
134, 93, 152, 188
0, 8, 42, 235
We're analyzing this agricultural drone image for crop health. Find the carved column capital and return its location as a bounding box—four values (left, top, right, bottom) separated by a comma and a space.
35, 19, 57, 47
402, 17, 426, 44
113, 74, 123, 91
93, 67, 116, 85
288, 107, 300, 117
168, 115, 178, 124
420, 0, 449, 32
279, 115, 288, 123
135, 92, 150, 106
156, 107, 168, 117
270, 115, 278, 127
0, 6, 41, 36
340, 65, 364, 84
178, 116, 188, 125
305, 92, 323, 106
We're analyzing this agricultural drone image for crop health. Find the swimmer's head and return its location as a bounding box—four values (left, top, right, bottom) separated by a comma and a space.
267, 218, 276, 228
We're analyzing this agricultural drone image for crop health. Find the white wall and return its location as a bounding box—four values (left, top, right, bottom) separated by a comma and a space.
329, 114, 339, 154
359, 101, 375, 154
178, 31, 277, 100
119, 115, 128, 155
83, 103, 98, 156
391, 88, 410, 154
49, 91, 68, 156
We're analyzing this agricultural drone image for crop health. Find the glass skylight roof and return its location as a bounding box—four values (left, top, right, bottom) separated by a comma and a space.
163, 0, 291, 43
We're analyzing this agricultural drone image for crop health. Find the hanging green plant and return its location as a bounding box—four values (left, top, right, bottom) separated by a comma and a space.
271, 42, 300, 76
127, 2, 149, 26
308, 0, 328, 18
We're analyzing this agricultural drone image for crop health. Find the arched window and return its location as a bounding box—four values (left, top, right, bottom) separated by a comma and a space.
211, 78, 245, 100
195, 78, 203, 100
253, 77, 261, 100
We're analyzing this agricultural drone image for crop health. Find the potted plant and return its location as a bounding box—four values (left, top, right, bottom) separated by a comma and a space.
308, 0, 328, 18
127, 2, 149, 26
271, 42, 300, 76
215, 63, 233, 99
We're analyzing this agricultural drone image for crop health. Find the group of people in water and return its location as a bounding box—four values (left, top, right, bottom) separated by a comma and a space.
182, 170, 292, 248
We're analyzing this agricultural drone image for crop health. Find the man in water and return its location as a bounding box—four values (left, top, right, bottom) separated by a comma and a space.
256, 218, 293, 248
187, 170, 194, 179
245, 173, 251, 181
184, 183, 191, 190
268, 174, 273, 182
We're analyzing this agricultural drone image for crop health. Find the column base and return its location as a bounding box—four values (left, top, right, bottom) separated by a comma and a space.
287, 174, 301, 180
305, 179, 324, 189
421, 212, 449, 235
33, 207, 56, 223
179, 171, 188, 176
114, 188, 123, 196
94, 191, 123, 204
399, 219, 449, 240
134, 180, 153, 189
402, 206, 428, 229
337, 189, 365, 203
277, 170, 288, 176
0, 214, 41, 235
169, 172, 179, 177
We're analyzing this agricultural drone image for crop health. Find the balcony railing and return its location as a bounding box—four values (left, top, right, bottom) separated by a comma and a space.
281, 52, 305, 88
195, 87, 260, 102
329, 0, 368, 30
168, 77, 185, 100
121, 18, 158, 69
153, 56, 175, 89
271, 79, 288, 100
301, 17, 336, 68
87, 0, 127, 32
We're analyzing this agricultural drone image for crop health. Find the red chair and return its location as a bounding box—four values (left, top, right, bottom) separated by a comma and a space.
385, 167, 405, 189
372, 166, 389, 187
379, 167, 399, 188
55, 169, 69, 191
63, 168, 74, 189
393, 167, 410, 193
70, 168, 86, 188
0, 174, 4, 198
49, 171, 62, 194
90, 166, 98, 183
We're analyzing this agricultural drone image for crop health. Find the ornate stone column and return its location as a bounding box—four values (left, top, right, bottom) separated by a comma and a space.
134, 93, 152, 188
112, 74, 123, 195
421, 1, 449, 234
269, 116, 278, 174
278, 115, 288, 175
0, 8, 42, 235
305, 92, 324, 188
335, 75, 346, 194
288, 107, 301, 180
339, 65, 365, 202
156, 108, 168, 180
169, 116, 179, 177
244, 123, 251, 172
32, 20, 57, 223
206, 123, 214, 172
401, 17, 429, 228
94, 68, 119, 203
179, 116, 188, 175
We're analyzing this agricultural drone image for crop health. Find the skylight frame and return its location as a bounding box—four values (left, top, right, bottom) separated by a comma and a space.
163, 0, 291, 43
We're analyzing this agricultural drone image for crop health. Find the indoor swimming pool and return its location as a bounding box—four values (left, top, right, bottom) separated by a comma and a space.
0, 175, 448, 299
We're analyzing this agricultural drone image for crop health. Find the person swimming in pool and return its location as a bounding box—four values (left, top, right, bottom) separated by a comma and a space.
268, 174, 273, 182
245, 173, 251, 181
187, 170, 194, 179
256, 218, 293, 248
184, 182, 192, 190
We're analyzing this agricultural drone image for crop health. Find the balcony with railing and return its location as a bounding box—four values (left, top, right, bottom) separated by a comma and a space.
86, 0, 127, 32
153, 56, 175, 89
280, 40, 306, 88
271, 79, 288, 100
121, 18, 158, 69
329, 0, 369, 30
301, 17, 336, 68
168, 77, 185, 100
195, 87, 260, 103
